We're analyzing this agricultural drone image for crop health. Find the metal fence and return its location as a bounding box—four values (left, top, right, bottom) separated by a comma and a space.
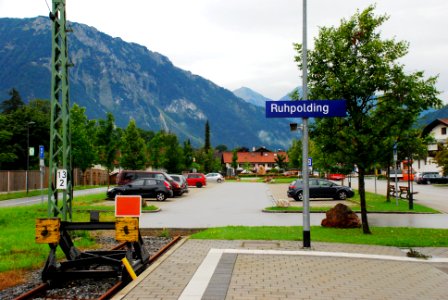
0, 168, 109, 193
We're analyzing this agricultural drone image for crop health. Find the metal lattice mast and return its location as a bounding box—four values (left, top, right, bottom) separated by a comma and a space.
48, 0, 72, 221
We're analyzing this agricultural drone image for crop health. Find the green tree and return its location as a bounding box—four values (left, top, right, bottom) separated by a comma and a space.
435, 140, 448, 176
274, 153, 287, 171
204, 120, 211, 151
147, 132, 164, 170
120, 119, 147, 170
1, 88, 24, 114
231, 149, 238, 175
288, 139, 302, 169
96, 113, 119, 186
215, 144, 228, 152
0, 99, 50, 170
162, 133, 183, 173
70, 104, 97, 176
0, 115, 17, 168
294, 6, 441, 233
183, 139, 194, 171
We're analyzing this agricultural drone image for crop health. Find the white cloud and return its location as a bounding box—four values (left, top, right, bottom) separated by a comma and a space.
0, 0, 447, 102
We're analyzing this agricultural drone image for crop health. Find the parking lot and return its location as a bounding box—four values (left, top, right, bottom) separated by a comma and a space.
138, 180, 448, 229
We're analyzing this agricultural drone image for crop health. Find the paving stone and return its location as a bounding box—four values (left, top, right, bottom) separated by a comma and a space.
115, 239, 448, 300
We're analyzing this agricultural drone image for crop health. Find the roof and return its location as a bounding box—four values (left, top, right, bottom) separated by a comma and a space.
422, 118, 448, 136
222, 151, 289, 164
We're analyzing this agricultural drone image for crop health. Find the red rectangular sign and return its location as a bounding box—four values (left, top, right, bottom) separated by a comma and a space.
115, 195, 142, 217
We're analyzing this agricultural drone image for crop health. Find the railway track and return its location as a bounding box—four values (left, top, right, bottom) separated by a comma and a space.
8, 236, 181, 300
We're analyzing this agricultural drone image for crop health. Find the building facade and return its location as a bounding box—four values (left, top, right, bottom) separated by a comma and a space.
412, 118, 448, 174
221, 147, 289, 175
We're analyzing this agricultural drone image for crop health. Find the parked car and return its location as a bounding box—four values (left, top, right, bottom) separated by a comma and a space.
116, 170, 154, 185
416, 173, 448, 184
186, 173, 207, 188
287, 178, 354, 201
107, 178, 173, 201
326, 173, 346, 180
116, 170, 181, 195
414, 172, 439, 183
169, 174, 189, 195
205, 173, 225, 183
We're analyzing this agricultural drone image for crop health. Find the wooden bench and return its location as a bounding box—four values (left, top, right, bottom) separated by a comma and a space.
398, 186, 418, 199
388, 185, 396, 197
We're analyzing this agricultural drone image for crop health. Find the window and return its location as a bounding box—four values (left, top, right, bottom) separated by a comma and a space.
144, 179, 157, 186
442, 127, 447, 135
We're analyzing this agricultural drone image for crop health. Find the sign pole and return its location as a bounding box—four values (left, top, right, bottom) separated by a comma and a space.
39, 145, 45, 204
393, 142, 398, 206
301, 0, 310, 248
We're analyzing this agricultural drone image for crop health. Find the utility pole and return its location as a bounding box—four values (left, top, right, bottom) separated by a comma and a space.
48, 0, 73, 221
301, 0, 310, 248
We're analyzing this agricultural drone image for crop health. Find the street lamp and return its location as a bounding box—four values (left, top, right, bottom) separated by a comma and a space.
26, 121, 35, 194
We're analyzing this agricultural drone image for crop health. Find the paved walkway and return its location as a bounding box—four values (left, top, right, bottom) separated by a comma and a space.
113, 239, 448, 300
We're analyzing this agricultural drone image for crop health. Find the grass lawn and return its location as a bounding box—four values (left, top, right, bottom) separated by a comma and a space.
0, 185, 107, 201
0, 192, 158, 273
265, 189, 439, 213
191, 226, 448, 247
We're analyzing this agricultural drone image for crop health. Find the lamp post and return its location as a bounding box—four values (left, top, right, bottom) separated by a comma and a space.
26, 121, 35, 194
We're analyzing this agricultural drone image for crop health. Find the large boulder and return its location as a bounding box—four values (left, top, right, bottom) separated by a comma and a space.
321, 203, 361, 228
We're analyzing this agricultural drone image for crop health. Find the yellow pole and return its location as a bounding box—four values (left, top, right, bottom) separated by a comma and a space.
121, 257, 137, 280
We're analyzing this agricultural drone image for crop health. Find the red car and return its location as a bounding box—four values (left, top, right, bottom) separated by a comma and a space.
327, 173, 345, 180
186, 173, 207, 188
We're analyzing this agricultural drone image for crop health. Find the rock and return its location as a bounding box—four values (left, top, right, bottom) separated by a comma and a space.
321, 203, 361, 228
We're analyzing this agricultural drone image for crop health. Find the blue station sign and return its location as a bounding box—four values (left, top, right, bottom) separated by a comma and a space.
265, 100, 346, 118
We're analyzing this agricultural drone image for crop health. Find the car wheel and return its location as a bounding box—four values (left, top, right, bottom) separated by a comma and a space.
337, 191, 347, 200
426, 180, 431, 184
294, 192, 303, 201
196, 182, 203, 188
156, 192, 166, 201
217, 178, 222, 183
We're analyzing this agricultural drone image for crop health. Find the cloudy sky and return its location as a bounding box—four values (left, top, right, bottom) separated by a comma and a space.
1, 0, 447, 102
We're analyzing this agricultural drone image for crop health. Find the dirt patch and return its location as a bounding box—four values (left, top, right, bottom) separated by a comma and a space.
0, 270, 31, 291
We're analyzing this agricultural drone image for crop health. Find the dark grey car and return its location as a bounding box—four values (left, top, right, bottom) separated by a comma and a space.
107, 178, 173, 201
416, 173, 448, 184
287, 178, 355, 201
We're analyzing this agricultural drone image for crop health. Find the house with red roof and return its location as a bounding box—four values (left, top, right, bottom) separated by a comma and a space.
221, 147, 289, 174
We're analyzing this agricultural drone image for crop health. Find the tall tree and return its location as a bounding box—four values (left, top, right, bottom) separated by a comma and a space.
147, 132, 164, 170
162, 133, 183, 173
0, 114, 17, 168
70, 104, 97, 177
204, 120, 211, 151
96, 113, 119, 186
120, 119, 147, 170
183, 139, 194, 171
231, 149, 238, 175
294, 5, 441, 233
287, 139, 302, 169
1, 88, 24, 114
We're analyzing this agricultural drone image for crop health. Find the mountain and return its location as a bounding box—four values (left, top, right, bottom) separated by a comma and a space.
0, 17, 293, 149
232, 87, 272, 107
416, 106, 448, 128
280, 86, 302, 100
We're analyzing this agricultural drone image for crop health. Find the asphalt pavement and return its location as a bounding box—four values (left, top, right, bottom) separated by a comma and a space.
138, 181, 448, 229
